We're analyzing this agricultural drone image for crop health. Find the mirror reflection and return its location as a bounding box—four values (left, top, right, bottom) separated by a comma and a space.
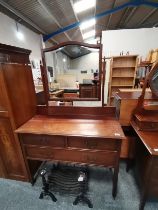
44, 44, 100, 100
150, 69, 158, 96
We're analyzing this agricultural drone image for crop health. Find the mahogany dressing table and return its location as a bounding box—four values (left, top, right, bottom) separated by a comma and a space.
14, 41, 125, 199
131, 120, 158, 210
130, 62, 158, 210
15, 106, 125, 199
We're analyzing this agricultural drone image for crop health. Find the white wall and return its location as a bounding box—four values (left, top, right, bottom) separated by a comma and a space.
70, 51, 99, 72
56, 51, 70, 74
102, 28, 158, 59
45, 52, 56, 82
102, 28, 158, 104
67, 52, 99, 83
0, 12, 42, 81
45, 50, 71, 84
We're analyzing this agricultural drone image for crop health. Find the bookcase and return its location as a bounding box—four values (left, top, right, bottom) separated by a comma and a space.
108, 55, 138, 105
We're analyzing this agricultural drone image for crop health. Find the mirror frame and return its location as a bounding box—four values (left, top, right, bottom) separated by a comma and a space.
41, 41, 102, 104
135, 62, 158, 112
149, 62, 158, 97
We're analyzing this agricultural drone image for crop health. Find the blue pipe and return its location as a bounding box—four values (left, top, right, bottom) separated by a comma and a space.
43, 2, 132, 42
144, 0, 158, 8
130, 0, 158, 7
43, 0, 158, 42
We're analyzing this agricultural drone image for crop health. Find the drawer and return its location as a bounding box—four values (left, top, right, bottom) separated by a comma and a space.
68, 136, 119, 151
25, 146, 54, 159
24, 145, 117, 167
86, 138, 119, 150
84, 150, 117, 166
67, 137, 86, 148
21, 134, 66, 147
54, 149, 117, 166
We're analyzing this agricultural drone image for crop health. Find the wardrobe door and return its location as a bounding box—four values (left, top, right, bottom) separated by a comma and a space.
0, 117, 26, 180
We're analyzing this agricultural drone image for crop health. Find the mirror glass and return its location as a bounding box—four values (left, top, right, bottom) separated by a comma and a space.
43, 43, 101, 101
150, 68, 158, 96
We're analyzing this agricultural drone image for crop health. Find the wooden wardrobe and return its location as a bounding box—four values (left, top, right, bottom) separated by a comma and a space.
0, 43, 37, 181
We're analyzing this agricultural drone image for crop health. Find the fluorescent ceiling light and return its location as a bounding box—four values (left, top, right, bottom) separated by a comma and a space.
16, 31, 24, 40
63, 58, 66, 62
83, 30, 95, 39
80, 18, 96, 30
74, 0, 96, 13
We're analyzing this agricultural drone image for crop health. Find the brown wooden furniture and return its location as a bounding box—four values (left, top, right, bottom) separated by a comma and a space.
119, 129, 136, 159
41, 41, 102, 103
131, 120, 158, 210
63, 93, 79, 98
114, 90, 158, 126
146, 49, 158, 64
36, 90, 46, 105
79, 84, 99, 98
133, 62, 158, 131
129, 63, 158, 209
0, 156, 6, 178
0, 44, 125, 203
108, 55, 138, 105
16, 106, 125, 198
0, 43, 37, 181
113, 90, 158, 159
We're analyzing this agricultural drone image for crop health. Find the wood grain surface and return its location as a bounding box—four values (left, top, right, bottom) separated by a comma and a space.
16, 115, 125, 139
131, 120, 158, 155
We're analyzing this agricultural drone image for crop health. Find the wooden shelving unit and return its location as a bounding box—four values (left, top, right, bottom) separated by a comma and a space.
108, 55, 138, 105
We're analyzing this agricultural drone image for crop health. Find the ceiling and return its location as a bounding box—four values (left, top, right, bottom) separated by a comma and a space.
61, 45, 92, 59
0, 0, 158, 44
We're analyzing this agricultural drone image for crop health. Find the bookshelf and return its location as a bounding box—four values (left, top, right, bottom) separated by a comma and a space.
108, 55, 138, 105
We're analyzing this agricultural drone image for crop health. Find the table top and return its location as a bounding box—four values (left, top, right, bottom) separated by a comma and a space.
115, 91, 157, 100
15, 115, 125, 139
131, 120, 158, 156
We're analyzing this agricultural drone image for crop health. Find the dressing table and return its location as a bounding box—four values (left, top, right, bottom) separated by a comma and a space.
16, 106, 125, 198
14, 41, 125, 199
130, 63, 158, 210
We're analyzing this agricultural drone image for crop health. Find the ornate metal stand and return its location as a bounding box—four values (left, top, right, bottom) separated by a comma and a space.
39, 163, 92, 208
39, 168, 57, 202
73, 171, 93, 208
